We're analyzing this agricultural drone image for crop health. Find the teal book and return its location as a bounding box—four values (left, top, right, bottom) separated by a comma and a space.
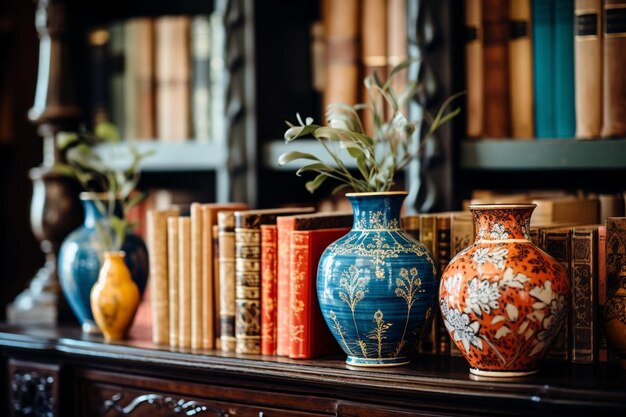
553, 0, 575, 138
532, 0, 555, 138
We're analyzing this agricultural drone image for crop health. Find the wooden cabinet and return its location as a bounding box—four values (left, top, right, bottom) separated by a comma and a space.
2, 325, 626, 417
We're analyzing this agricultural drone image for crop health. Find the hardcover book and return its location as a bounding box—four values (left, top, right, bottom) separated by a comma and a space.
290, 228, 350, 359
167, 216, 180, 348
178, 217, 192, 349
191, 204, 204, 350
508, 0, 534, 138
218, 211, 237, 352
602, 1, 626, 137
606, 217, 626, 296
598, 225, 608, 362
261, 224, 278, 355
465, 0, 484, 138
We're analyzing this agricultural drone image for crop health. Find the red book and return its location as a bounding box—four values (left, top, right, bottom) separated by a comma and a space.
289, 228, 350, 359
261, 224, 278, 355
276, 212, 352, 356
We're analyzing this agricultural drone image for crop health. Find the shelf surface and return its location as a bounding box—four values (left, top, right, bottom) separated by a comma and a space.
96, 140, 226, 172
461, 138, 626, 170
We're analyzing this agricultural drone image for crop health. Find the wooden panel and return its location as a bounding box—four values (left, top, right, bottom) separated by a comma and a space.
8, 359, 61, 417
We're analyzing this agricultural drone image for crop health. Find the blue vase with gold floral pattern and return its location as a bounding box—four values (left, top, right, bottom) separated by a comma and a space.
317, 192, 438, 367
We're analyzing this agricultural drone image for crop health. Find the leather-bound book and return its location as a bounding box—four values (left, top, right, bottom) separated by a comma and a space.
482, 0, 510, 138
598, 225, 608, 362
234, 207, 315, 354
147, 208, 179, 345
508, 0, 534, 138
124, 18, 155, 140
190, 204, 204, 350
167, 216, 180, 348
261, 224, 278, 355
554, 0, 576, 138
571, 226, 599, 363
290, 228, 349, 359
323, 0, 360, 112
401, 214, 420, 241
191, 16, 212, 142
276, 212, 352, 356
602, 1, 626, 137
419, 214, 437, 354
361, 0, 387, 136
575, 0, 603, 138
451, 212, 474, 257
606, 217, 626, 296
218, 211, 238, 352
436, 215, 451, 355
212, 224, 221, 349
465, 0, 484, 138
155, 16, 191, 141
533, 0, 555, 138
178, 217, 192, 349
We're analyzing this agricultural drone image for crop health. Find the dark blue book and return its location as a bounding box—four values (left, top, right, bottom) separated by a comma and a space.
553, 0, 575, 138
532, 0, 555, 138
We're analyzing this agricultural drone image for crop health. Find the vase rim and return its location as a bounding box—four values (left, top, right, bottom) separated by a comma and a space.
469, 203, 537, 210
345, 191, 408, 197
80, 191, 122, 201
103, 250, 126, 258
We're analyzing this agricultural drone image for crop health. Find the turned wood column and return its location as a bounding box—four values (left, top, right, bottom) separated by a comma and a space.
7, 0, 83, 324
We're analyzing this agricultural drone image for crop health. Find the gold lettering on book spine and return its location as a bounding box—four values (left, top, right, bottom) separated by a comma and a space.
235, 226, 261, 354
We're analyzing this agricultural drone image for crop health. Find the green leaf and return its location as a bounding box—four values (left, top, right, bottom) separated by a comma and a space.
95, 122, 121, 143
277, 151, 321, 166
305, 173, 327, 193
284, 124, 319, 141
295, 163, 331, 177
57, 132, 79, 150
331, 183, 351, 195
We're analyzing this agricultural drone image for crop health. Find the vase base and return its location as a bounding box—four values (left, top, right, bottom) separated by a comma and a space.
346, 356, 410, 367
82, 321, 101, 334
469, 368, 538, 378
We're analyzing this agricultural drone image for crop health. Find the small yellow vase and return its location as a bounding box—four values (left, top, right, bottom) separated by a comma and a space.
90, 251, 139, 342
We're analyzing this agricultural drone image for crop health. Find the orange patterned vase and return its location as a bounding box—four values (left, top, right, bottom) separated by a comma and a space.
439, 204, 569, 377
90, 251, 140, 342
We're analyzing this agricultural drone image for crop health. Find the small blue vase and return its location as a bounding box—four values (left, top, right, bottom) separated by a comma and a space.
58, 193, 149, 333
317, 192, 438, 367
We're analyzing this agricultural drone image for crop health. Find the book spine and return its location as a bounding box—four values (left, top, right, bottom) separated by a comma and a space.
601, 1, 626, 137
290, 231, 311, 358
167, 217, 180, 348
465, 0, 484, 138
261, 225, 278, 355
508, 0, 534, 138
190, 204, 203, 350
575, 0, 603, 138
147, 210, 169, 345
191, 16, 212, 142
598, 225, 608, 362
360, 0, 387, 136
541, 229, 572, 360
554, 0, 576, 138
532, 0, 555, 138
109, 22, 125, 139
178, 217, 192, 349
155, 16, 191, 141
436, 215, 451, 355
276, 217, 294, 356
401, 215, 420, 241
235, 217, 262, 354
387, 0, 408, 115
200, 206, 214, 350
123, 18, 155, 140
482, 0, 510, 137
571, 227, 598, 363
419, 214, 437, 354
218, 212, 237, 352
451, 213, 474, 257
606, 218, 626, 296
323, 0, 360, 113
213, 224, 221, 350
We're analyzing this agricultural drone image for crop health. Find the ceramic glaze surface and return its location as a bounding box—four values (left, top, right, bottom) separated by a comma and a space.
317, 192, 437, 366
58, 197, 148, 332
439, 204, 569, 376
91, 251, 140, 341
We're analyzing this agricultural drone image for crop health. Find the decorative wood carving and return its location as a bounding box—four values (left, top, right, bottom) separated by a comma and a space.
102, 393, 228, 416
10, 371, 56, 417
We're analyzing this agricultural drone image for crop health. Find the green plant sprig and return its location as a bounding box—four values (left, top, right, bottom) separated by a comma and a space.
278, 59, 463, 194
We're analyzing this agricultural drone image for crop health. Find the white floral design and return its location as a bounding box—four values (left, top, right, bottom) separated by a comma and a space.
490, 222, 509, 240
465, 277, 500, 316
472, 247, 509, 270
527, 281, 567, 357
440, 301, 483, 354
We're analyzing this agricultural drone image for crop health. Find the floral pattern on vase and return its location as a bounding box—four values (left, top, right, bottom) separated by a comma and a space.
439, 204, 569, 377
58, 194, 148, 333
318, 192, 437, 367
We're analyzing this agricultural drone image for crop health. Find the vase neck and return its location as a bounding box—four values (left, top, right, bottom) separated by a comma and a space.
470, 205, 535, 241
348, 193, 405, 231
82, 198, 123, 227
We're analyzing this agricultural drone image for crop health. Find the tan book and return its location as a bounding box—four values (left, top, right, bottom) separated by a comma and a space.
190, 203, 203, 350
575, 0, 603, 138
178, 217, 192, 349
218, 211, 238, 352
531, 197, 599, 226
601, 1, 626, 137
361, 0, 387, 136
508, 0, 534, 138
147, 208, 179, 345
155, 16, 191, 141
465, 0, 484, 138
124, 18, 155, 140
200, 203, 248, 350
212, 224, 221, 349
167, 216, 180, 348
387, 0, 408, 115
323, 0, 360, 112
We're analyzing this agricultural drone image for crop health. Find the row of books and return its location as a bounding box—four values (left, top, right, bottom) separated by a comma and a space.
465, 0, 626, 140
88, 14, 225, 142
